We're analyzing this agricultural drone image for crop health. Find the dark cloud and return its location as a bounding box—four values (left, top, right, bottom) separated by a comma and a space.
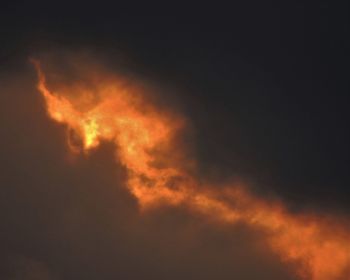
7, 256, 57, 280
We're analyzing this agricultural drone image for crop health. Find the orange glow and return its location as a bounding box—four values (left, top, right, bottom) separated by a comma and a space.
32, 59, 350, 280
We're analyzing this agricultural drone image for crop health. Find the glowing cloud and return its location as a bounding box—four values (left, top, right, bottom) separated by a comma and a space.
31, 58, 350, 280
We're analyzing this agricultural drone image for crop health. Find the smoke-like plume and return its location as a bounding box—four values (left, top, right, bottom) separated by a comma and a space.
31, 57, 350, 280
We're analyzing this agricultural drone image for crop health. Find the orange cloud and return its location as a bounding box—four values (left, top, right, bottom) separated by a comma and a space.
31, 57, 350, 280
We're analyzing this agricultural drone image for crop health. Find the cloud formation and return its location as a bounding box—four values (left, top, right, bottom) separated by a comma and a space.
23, 52, 350, 280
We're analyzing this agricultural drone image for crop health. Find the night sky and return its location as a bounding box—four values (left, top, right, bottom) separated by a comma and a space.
0, 2, 349, 280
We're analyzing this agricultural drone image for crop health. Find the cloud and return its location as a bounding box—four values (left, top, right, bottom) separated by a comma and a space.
0, 54, 297, 280
0, 50, 349, 280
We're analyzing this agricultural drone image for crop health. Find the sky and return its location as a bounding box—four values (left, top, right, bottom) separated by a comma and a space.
0, 2, 349, 280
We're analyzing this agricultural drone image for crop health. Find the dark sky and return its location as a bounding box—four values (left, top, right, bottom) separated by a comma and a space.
0, 2, 349, 280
